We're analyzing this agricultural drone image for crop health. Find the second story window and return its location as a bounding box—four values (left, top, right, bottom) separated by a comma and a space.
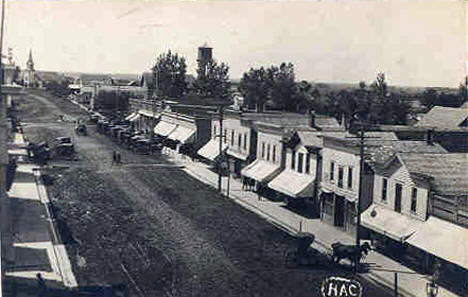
223, 129, 227, 143
272, 145, 276, 162
411, 188, 418, 213
338, 166, 344, 188
330, 161, 335, 180
382, 178, 388, 201
238, 134, 242, 148
231, 130, 235, 146
291, 151, 296, 170
305, 153, 311, 174
267, 144, 271, 161
297, 153, 304, 173
347, 167, 353, 189
243, 134, 247, 150
261, 142, 265, 159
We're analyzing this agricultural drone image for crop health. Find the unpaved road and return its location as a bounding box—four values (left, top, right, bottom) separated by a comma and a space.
20, 90, 393, 297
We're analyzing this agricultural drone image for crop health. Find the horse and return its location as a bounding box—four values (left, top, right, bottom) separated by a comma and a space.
331, 242, 372, 268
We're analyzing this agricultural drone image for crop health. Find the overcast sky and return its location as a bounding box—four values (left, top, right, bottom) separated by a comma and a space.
3, 0, 467, 87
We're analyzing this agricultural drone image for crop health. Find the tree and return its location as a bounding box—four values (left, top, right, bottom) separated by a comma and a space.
239, 67, 270, 112
267, 62, 297, 111
421, 88, 438, 108
194, 60, 231, 101
153, 50, 188, 99
370, 72, 388, 98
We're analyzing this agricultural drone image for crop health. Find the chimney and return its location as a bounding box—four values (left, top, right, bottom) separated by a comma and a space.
426, 129, 435, 145
308, 110, 316, 128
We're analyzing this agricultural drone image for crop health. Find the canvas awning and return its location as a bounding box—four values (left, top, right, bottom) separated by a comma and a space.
407, 216, 468, 270
241, 159, 281, 183
138, 109, 158, 118
226, 148, 249, 161
268, 170, 315, 198
153, 121, 177, 137
129, 114, 140, 122
168, 126, 196, 144
125, 113, 137, 121
197, 138, 228, 161
361, 203, 424, 242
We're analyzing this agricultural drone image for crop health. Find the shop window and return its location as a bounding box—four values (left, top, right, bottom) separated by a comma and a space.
261, 142, 265, 159
223, 129, 227, 143
272, 145, 276, 162
238, 134, 242, 148
243, 134, 247, 150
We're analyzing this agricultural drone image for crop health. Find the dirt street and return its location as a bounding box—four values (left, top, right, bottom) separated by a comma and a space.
19, 90, 393, 297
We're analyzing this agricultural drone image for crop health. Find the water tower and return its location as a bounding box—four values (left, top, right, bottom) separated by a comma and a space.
197, 43, 213, 78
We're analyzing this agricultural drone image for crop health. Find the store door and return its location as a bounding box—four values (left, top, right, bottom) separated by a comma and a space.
334, 195, 345, 227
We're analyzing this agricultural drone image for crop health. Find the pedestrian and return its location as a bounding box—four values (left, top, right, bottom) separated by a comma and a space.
116, 152, 121, 164
112, 150, 117, 165
36, 273, 46, 297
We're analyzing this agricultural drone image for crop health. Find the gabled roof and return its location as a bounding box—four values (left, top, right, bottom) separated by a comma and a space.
415, 106, 468, 129
370, 141, 447, 167
398, 153, 468, 196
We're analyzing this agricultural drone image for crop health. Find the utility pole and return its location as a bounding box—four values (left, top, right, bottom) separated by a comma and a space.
217, 106, 224, 192
356, 126, 365, 248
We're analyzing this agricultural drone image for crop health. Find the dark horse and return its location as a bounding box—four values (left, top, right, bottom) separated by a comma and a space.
331, 242, 372, 268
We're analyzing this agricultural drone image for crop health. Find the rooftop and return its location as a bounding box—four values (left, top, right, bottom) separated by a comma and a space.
398, 153, 468, 196
415, 106, 468, 129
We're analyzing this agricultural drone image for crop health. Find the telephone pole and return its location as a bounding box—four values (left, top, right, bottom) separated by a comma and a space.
217, 106, 224, 192
356, 126, 365, 248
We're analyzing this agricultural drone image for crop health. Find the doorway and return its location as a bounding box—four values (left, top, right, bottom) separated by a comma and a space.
334, 195, 345, 227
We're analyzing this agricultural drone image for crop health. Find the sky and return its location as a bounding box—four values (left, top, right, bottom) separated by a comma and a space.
3, 0, 467, 87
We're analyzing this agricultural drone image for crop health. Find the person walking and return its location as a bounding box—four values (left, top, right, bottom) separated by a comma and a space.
36, 273, 46, 297
112, 150, 117, 165
116, 151, 121, 164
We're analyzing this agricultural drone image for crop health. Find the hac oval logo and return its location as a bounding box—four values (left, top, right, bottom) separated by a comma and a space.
321, 276, 363, 297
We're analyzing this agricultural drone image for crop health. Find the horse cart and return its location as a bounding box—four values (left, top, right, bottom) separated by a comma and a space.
331, 242, 372, 269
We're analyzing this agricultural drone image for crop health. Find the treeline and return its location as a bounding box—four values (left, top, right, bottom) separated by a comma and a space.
151, 50, 467, 126
44, 78, 73, 97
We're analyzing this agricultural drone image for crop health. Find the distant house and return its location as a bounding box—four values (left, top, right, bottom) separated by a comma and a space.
377, 106, 468, 152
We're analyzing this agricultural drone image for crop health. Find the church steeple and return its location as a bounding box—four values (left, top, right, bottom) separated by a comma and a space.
26, 49, 34, 70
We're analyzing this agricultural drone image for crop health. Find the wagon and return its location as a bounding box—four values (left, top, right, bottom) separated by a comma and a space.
285, 232, 323, 266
